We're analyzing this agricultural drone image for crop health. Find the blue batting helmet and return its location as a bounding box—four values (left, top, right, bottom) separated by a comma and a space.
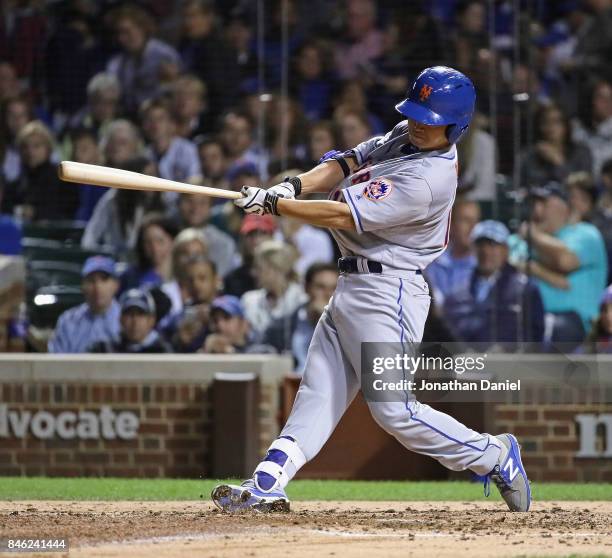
395, 66, 476, 144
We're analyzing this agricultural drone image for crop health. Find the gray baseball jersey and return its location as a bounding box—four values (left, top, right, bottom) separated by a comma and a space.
328, 120, 457, 271
249, 122, 503, 493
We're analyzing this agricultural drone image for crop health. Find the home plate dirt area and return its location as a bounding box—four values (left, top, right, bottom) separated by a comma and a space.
1, 501, 611, 558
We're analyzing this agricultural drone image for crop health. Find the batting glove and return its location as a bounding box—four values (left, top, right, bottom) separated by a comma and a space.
267, 176, 302, 199
235, 186, 280, 215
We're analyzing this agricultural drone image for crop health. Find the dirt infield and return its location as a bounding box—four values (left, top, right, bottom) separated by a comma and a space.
1, 500, 611, 558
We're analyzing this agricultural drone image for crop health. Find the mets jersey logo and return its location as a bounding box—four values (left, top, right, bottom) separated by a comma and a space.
363, 178, 393, 201
419, 84, 433, 101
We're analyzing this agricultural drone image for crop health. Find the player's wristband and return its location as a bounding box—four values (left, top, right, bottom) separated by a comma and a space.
264, 191, 280, 216
283, 176, 302, 197
330, 156, 351, 178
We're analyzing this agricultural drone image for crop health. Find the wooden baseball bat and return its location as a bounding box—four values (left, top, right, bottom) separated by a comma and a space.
58, 161, 243, 200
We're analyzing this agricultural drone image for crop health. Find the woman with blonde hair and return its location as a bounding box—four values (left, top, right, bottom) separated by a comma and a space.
2, 120, 79, 221
241, 239, 307, 341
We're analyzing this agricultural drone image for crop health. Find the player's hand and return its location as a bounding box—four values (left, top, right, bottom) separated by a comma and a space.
268, 180, 296, 199
235, 186, 280, 215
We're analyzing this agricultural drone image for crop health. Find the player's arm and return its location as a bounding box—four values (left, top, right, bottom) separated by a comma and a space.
296, 157, 359, 195
236, 186, 356, 230
277, 198, 356, 230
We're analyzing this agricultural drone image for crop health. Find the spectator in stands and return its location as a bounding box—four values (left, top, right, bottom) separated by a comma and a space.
178, 0, 240, 115
334, 0, 384, 80
140, 98, 201, 212
196, 136, 229, 190
67, 73, 121, 144
520, 104, 592, 187
306, 121, 338, 167
71, 128, 106, 222
0, 178, 21, 255
241, 240, 307, 342
48, 256, 120, 353
567, 172, 598, 223
177, 193, 236, 277
580, 285, 612, 353
170, 255, 218, 352
264, 262, 338, 372
219, 111, 261, 169
570, 0, 612, 84
509, 183, 607, 344
106, 4, 181, 115
426, 200, 480, 305
224, 10, 257, 87
457, 113, 497, 207
100, 119, 144, 169
0, 62, 21, 102
122, 214, 178, 291
203, 295, 269, 354
140, 98, 202, 184
573, 81, 612, 180
90, 289, 172, 353
82, 155, 162, 257
224, 215, 276, 298
333, 80, 384, 134
3, 121, 78, 221
161, 227, 209, 320
293, 41, 334, 121
267, 95, 308, 164
1, 96, 33, 183
444, 221, 544, 350
337, 110, 373, 151
593, 159, 612, 279
169, 75, 209, 139
452, 0, 490, 88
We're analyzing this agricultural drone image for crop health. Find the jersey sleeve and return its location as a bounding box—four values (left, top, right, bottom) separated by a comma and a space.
348, 135, 386, 166
342, 172, 433, 234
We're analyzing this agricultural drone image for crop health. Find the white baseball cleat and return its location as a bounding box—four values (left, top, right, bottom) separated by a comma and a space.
211, 479, 290, 513
484, 433, 531, 512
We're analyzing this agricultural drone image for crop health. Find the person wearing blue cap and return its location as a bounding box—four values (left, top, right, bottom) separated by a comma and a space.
48, 256, 121, 353
443, 220, 544, 349
90, 289, 172, 353
203, 295, 260, 354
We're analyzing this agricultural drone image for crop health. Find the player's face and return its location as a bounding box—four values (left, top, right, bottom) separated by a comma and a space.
407, 119, 449, 150
121, 308, 155, 344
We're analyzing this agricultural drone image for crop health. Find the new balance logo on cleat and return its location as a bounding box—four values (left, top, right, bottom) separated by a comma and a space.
503, 457, 520, 482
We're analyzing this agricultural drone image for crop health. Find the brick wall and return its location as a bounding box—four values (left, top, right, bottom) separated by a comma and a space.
495, 404, 612, 482
0, 382, 208, 477
0, 380, 279, 478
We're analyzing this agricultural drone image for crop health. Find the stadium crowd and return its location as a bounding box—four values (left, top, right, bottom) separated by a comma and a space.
1, 0, 612, 362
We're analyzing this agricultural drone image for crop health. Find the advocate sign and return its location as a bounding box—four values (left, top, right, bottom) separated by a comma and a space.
0, 405, 139, 440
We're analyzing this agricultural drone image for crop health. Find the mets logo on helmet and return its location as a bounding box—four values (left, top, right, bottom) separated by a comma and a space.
419, 84, 433, 101
363, 178, 393, 201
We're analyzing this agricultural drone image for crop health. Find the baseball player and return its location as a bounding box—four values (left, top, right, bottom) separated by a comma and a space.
212, 67, 531, 513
